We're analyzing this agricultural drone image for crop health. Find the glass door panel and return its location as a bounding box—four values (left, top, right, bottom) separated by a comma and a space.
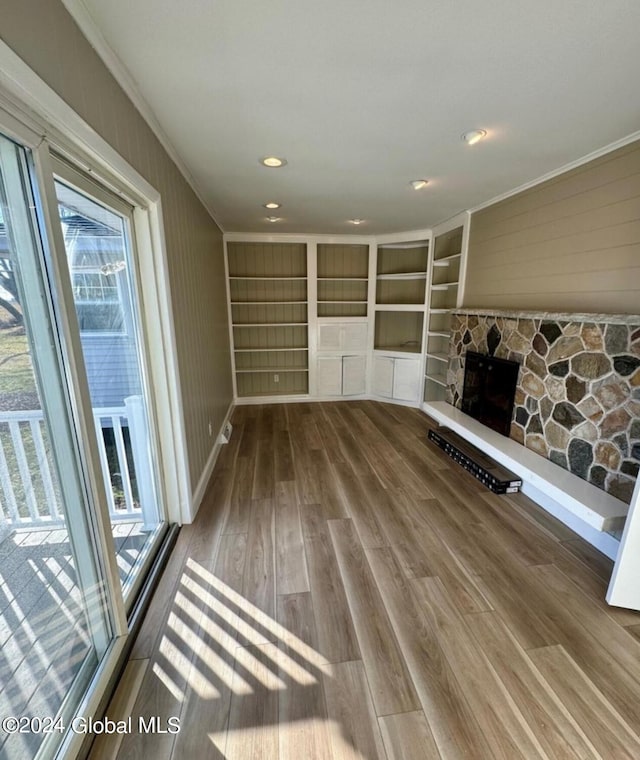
53, 177, 165, 602
0, 135, 113, 760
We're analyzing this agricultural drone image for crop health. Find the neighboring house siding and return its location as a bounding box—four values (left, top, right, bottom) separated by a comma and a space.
81, 334, 140, 408
464, 140, 640, 314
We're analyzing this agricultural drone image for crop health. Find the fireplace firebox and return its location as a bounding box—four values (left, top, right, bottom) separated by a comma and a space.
461, 351, 520, 436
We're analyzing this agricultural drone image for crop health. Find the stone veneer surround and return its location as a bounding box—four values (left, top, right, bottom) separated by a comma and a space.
447, 310, 640, 503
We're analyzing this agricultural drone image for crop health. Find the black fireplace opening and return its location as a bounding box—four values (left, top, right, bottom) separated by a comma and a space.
461, 351, 520, 437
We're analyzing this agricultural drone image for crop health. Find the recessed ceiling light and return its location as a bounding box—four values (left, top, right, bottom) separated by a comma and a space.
348, 218, 364, 225
410, 179, 429, 190
266, 216, 282, 223
260, 156, 287, 168
462, 129, 487, 146
263, 202, 281, 209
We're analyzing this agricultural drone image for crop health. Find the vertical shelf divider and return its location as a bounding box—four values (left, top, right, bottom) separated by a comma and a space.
424, 212, 469, 403
307, 241, 318, 397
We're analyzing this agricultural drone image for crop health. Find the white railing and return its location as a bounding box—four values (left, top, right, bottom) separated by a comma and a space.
0, 405, 143, 531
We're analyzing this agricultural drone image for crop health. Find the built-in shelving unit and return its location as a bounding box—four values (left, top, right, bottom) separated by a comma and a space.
317, 243, 369, 317
375, 241, 429, 305
373, 240, 429, 352
224, 224, 465, 405
424, 216, 468, 403
371, 239, 430, 403
374, 310, 424, 353
227, 241, 309, 397
314, 243, 370, 397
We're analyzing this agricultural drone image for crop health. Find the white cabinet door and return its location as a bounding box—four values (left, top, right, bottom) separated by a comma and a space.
342, 355, 366, 396
372, 355, 394, 398
318, 321, 367, 351
318, 324, 342, 351
393, 357, 421, 401
342, 322, 368, 351
317, 356, 343, 396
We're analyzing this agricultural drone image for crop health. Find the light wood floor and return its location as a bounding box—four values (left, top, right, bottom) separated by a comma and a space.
98, 401, 640, 760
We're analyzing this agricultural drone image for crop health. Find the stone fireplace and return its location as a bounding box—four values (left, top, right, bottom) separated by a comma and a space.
447, 310, 640, 503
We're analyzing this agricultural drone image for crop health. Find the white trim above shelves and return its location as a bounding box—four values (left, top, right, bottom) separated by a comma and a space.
317, 300, 368, 304
427, 308, 451, 314
376, 272, 427, 280
226, 232, 374, 244
427, 330, 450, 337
235, 367, 309, 374
425, 373, 448, 387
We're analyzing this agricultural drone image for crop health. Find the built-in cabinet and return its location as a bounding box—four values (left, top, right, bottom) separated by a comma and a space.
316, 319, 368, 397
317, 354, 366, 396
314, 242, 370, 397
317, 320, 368, 352
372, 354, 422, 401
224, 222, 467, 405
424, 213, 469, 403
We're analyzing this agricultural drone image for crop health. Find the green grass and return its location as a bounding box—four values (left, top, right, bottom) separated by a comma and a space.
0, 325, 36, 396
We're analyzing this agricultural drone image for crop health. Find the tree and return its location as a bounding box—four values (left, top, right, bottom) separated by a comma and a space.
0, 257, 22, 325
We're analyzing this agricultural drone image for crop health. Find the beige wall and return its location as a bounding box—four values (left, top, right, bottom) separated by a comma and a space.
464, 140, 640, 314
0, 0, 233, 493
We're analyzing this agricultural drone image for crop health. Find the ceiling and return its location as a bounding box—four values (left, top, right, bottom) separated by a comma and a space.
68, 0, 640, 235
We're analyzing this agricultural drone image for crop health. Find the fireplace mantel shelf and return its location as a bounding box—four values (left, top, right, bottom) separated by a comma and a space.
423, 400, 626, 559
453, 308, 640, 325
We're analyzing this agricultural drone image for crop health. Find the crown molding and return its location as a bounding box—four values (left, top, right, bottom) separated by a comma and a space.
223, 231, 376, 245
61, 0, 225, 231
469, 130, 640, 215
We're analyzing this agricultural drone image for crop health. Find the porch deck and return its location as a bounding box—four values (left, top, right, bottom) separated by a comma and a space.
0, 521, 146, 756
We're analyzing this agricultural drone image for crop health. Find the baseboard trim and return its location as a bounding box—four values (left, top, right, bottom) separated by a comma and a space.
234, 393, 422, 408
188, 401, 235, 522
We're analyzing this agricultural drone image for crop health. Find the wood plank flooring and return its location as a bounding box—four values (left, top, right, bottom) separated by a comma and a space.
100, 401, 640, 760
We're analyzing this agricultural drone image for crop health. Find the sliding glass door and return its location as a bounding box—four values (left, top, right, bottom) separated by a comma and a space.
0, 134, 116, 760
52, 163, 165, 603
0, 125, 169, 759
